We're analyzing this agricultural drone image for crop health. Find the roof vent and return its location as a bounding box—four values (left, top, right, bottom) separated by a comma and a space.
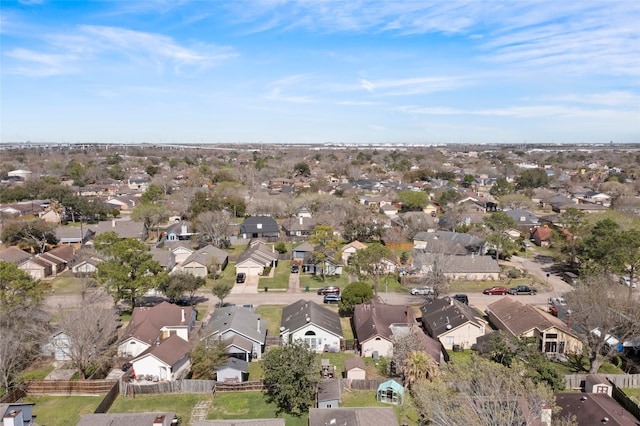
446, 324, 452, 330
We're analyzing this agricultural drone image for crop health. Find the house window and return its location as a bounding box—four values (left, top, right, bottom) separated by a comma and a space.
304, 331, 317, 349
446, 336, 454, 345
596, 386, 608, 394
546, 333, 558, 339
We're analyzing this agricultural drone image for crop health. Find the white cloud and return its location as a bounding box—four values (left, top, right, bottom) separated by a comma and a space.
4, 48, 77, 76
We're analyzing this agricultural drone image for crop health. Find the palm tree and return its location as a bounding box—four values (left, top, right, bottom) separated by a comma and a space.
402, 350, 439, 388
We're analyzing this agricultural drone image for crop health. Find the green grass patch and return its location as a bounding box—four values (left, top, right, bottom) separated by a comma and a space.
299, 273, 349, 290
553, 356, 625, 375
258, 260, 291, 290
247, 361, 264, 380
622, 388, 640, 403
195, 304, 208, 321
340, 316, 355, 340
341, 390, 418, 425
24, 395, 102, 426
109, 393, 204, 425
255, 305, 285, 336
50, 271, 84, 293
446, 349, 474, 364
119, 310, 132, 323
206, 391, 306, 426
19, 365, 54, 381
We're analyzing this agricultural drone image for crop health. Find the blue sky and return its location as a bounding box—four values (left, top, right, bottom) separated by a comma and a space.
1, 0, 639, 145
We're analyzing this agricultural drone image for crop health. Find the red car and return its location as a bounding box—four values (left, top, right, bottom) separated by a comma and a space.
483, 286, 508, 295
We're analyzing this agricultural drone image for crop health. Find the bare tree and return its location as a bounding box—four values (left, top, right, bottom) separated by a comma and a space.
152, 174, 174, 195
401, 212, 436, 239
194, 210, 231, 247
56, 305, 119, 379
0, 309, 46, 392
411, 355, 559, 426
413, 251, 453, 299
565, 273, 640, 373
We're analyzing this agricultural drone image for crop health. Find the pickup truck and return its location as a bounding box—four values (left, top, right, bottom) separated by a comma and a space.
508, 285, 537, 295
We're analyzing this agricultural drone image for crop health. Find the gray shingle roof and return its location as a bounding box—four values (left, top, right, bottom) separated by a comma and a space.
281, 300, 343, 338
183, 244, 228, 266
207, 306, 267, 345
421, 297, 486, 337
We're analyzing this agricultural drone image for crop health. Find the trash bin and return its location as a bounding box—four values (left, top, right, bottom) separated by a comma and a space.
264, 287, 268, 292
305, 286, 309, 293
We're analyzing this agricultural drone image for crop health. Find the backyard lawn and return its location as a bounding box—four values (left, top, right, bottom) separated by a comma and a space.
109, 393, 205, 425
341, 389, 419, 425
207, 391, 306, 426
24, 395, 102, 426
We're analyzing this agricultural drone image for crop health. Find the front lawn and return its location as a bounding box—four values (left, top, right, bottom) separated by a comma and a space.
207, 391, 306, 426
258, 260, 291, 290
24, 395, 102, 426
109, 393, 205, 425
300, 273, 349, 290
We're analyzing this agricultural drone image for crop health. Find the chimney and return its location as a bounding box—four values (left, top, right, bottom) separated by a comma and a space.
181, 224, 187, 235
257, 318, 261, 333
112, 219, 116, 227
181, 308, 185, 322
153, 415, 166, 426
299, 216, 303, 225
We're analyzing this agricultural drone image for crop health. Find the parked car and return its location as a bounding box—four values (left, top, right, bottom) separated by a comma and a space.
323, 294, 341, 304
410, 286, 434, 296
236, 273, 246, 283
619, 276, 637, 288
317, 286, 340, 295
452, 294, 469, 305
508, 285, 537, 295
483, 286, 508, 295
291, 265, 299, 273
562, 271, 578, 285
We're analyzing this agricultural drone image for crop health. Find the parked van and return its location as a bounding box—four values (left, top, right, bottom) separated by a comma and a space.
562, 271, 578, 285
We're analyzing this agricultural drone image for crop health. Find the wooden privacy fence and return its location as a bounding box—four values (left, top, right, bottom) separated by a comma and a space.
94, 381, 119, 414
120, 379, 216, 396
564, 374, 640, 390
0, 388, 27, 404
341, 378, 386, 391
24, 380, 117, 396
613, 385, 640, 420
214, 381, 266, 392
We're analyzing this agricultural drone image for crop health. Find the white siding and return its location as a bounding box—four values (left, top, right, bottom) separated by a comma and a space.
361, 337, 393, 358
287, 324, 341, 353
118, 338, 150, 358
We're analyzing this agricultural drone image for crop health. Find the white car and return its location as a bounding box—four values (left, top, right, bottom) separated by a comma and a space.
619, 276, 637, 288
410, 286, 434, 296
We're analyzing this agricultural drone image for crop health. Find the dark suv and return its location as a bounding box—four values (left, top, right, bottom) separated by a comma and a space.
236, 273, 246, 283
452, 294, 469, 305
509, 285, 536, 295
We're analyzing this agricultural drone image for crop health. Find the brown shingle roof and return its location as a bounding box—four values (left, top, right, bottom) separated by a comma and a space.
0, 247, 32, 264
133, 334, 192, 366
123, 302, 193, 345
344, 357, 366, 372
486, 297, 572, 336
354, 300, 414, 343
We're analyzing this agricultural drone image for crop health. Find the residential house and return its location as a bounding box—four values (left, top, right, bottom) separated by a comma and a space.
414, 253, 500, 281
94, 219, 148, 241
292, 242, 314, 261
104, 195, 140, 211
118, 302, 196, 359
235, 242, 278, 277
40, 209, 62, 223
0, 247, 32, 265
530, 226, 553, 248
55, 226, 93, 246
380, 204, 399, 217
413, 231, 486, 255
341, 241, 367, 265
317, 379, 341, 408
204, 306, 267, 361
77, 412, 177, 426
555, 393, 637, 426
42, 331, 72, 361
307, 247, 343, 277
309, 407, 399, 426
239, 216, 280, 240
344, 357, 366, 380
19, 257, 51, 280
164, 221, 195, 242
71, 257, 101, 275
421, 297, 489, 350
214, 357, 249, 383
130, 334, 192, 381
280, 300, 343, 353
180, 244, 229, 278
37, 245, 75, 276
0, 403, 35, 426
485, 297, 583, 356
503, 209, 540, 232
353, 300, 414, 358
167, 243, 194, 267
281, 216, 317, 238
